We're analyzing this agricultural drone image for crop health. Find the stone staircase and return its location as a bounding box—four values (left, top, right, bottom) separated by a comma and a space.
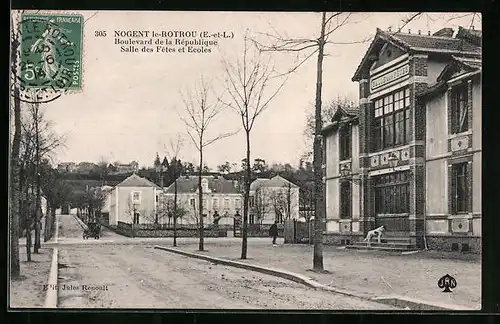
346, 233, 417, 252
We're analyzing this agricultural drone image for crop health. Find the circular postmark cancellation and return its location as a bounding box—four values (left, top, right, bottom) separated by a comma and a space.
11, 14, 83, 104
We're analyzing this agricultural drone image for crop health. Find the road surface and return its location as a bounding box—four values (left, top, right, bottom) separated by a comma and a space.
56, 214, 394, 309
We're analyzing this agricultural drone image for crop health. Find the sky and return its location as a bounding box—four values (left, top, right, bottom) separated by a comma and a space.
13, 11, 481, 170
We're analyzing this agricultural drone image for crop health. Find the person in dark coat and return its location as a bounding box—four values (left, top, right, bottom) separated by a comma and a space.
269, 221, 279, 245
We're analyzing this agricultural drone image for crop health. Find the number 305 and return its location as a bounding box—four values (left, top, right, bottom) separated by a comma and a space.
95, 31, 107, 37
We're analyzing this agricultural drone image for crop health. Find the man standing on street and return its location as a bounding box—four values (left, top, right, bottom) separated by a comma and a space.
269, 221, 279, 246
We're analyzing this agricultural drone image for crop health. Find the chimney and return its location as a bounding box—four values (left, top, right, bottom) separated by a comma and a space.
388, 26, 392, 32
408, 29, 411, 34
428, 30, 431, 35
418, 30, 421, 35
472, 26, 475, 30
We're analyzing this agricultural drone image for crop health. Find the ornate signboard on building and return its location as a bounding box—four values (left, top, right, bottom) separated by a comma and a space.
371, 64, 410, 91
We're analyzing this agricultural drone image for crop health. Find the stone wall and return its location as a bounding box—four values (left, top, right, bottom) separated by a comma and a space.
425, 235, 481, 254
112, 221, 227, 238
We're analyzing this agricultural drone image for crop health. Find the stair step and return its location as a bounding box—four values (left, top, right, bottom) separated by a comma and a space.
353, 242, 412, 247
346, 245, 414, 252
380, 236, 411, 241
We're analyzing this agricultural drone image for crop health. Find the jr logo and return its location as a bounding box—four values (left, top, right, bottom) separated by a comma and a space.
438, 274, 457, 293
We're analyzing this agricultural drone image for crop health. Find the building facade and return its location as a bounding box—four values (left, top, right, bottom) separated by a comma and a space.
163, 175, 242, 226
109, 174, 161, 226
322, 27, 481, 252
249, 175, 300, 225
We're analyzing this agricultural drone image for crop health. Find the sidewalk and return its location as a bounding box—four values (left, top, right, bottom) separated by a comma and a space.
165, 239, 481, 310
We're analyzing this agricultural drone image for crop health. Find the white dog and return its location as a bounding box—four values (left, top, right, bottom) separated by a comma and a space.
363, 225, 385, 245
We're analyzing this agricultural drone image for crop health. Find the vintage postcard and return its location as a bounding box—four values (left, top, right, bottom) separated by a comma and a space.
8, 10, 481, 310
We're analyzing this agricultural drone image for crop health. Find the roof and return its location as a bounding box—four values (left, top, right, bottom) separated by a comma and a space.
250, 175, 298, 191
320, 105, 360, 135
352, 27, 482, 81
164, 175, 240, 194
418, 55, 481, 98
115, 174, 160, 188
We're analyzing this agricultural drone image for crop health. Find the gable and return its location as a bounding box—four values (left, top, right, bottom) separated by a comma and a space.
371, 43, 406, 71
436, 59, 479, 84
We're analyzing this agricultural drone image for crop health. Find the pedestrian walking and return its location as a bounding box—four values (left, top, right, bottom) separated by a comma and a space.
269, 221, 279, 246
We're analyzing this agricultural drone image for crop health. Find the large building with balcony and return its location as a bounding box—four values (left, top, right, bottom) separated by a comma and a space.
321, 27, 481, 252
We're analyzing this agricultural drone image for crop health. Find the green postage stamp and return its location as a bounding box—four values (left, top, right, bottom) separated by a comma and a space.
19, 13, 83, 97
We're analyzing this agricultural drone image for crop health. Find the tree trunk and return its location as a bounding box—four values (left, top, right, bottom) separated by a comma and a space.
198, 143, 204, 251
34, 103, 41, 253
9, 37, 21, 275
173, 178, 178, 247
51, 207, 56, 238
287, 183, 291, 220
26, 194, 32, 262
312, 12, 326, 271
241, 130, 251, 259
44, 201, 51, 242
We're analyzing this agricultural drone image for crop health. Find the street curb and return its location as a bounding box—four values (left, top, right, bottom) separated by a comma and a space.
154, 246, 370, 301
372, 295, 478, 311
154, 246, 469, 311
44, 248, 58, 308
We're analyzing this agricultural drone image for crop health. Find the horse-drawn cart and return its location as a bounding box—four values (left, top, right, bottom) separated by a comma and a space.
83, 222, 101, 239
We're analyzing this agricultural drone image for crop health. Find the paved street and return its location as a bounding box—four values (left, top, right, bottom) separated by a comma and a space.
54, 215, 395, 309
170, 241, 481, 310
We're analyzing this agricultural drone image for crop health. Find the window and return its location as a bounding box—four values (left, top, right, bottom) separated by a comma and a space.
249, 214, 255, 224
202, 198, 207, 208
133, 211, 140, 224
189, 198, 195, 208
155, 195, 158, 203
249, 196, 255, 208
372, 88, 411, 152
132, 191, 141, 203
339, 126, 351, 161
451, 163, 469, 214
224, 198, 230, 209
213, 198, 219, 210
201, 178, 209, 192
340, 181, 352, 219
451, 84, 469, 134
374, 172, 410, 214
235, 198, 241, 211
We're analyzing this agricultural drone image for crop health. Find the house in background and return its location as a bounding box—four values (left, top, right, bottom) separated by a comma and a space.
57, 162, 76, 173
163, 175, 242, 226
322, 26, 481, 252
109, 173, 161, 226
108, 161, 140, 174
76, 162, 98, 174
249, 175, 300, 225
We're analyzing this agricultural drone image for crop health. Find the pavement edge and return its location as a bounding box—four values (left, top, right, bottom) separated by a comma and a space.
154, 245, 470, 311
44, 248, 59, 308
154, 245, 372, 300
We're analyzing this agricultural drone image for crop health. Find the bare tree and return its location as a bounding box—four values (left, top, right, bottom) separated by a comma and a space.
303, 96, 357, 156
253, 12, 373, 270
250, 186, 272, 225
220, 32, 288, 259
9, 13, 21, 277
164, 134, 184, 247
178, 76, 236, 251
20, 101, 65, 254
254, 11, 480, 270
